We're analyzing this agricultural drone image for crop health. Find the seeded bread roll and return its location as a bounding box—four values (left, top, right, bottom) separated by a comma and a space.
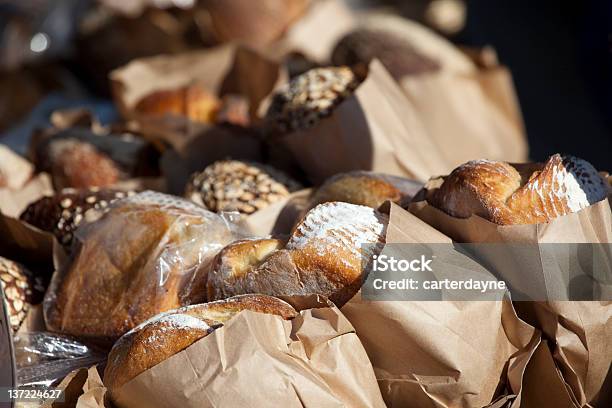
332, 29, 440, 79
20, 188, 135, 248
207, 202, 388, 306
134, 83, 221, 124
45, 192, 236, 344
427, 154, 608, 225
185, 160, 302, 215
0, 257, 44, 333
309, 171, 422, 210
104, 294, 297, 394
265, 66, 364, 135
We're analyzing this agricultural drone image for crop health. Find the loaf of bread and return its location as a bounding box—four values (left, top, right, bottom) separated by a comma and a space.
44, 192, 236, 344
20, 188, 135, 248
426, 154, 608, 225
0, 257, 44, 332
104, 294, 297, 394
332, 28, 441, 79
185, 160, 301, 215
134, 83, 221, 124
309, 171, 422, 210
265, 66, 365, 135
207, 202, 388, 306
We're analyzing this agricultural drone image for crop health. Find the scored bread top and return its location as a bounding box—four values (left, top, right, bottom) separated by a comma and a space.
428, 154, 608, 225
104, 294, 297, 393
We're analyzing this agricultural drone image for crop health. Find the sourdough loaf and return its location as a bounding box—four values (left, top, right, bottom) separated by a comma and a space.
44, 191, 236, 344
104, 294, 297, 393
426, 154, 608, 225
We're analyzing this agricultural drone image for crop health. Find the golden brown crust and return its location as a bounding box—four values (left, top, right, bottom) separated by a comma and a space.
310, 171, 419, 209
207, 239, 284, 301
134, 84, 220, 124
427, 155, 608, 225
45, 192, 235, 344
104, 294, 297, 393
207, 202, 388, 306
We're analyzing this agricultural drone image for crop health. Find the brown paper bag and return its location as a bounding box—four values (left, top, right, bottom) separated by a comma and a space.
277, 0, 357, 63
341, 203, 538, 407
0, 173, 53, 218
399, 67, 527, 168
279, 59, 449, 184
409, 197, 612, 405
49, 303, 386, 408
110, 44, 285, 131
242, 188, 312, 236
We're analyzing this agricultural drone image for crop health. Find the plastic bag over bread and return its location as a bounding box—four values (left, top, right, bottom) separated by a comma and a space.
44, 191, 239, 345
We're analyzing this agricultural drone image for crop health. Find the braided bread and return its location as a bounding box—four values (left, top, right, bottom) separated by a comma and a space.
427, 154, 608, 225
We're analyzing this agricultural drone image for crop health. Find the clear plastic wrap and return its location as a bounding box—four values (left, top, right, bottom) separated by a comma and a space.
43, 191, 243, 345
13, 331, 105, 387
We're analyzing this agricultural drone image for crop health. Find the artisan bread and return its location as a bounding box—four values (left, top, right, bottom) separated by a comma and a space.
134, 83, 220, 124
185, 160, 301, 215
426, 154, 608, 225
309, 171, 422, 210
207, 202, 388, 306
44, 191, 236, 344
20, 188, 135, 249
265, 66, 365, 135
104, 294, 297, 394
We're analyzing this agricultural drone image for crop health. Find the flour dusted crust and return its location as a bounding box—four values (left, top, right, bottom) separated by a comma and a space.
207, 202, 388, 306
45, 191, 236, 344
104, 294, 297, 393
428, 154, 608, 225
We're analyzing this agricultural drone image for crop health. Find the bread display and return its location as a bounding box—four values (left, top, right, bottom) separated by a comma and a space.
185, 160, 301, 215
265, 66, 364, 135
20, 188, 135, 248
44, 191, 237, 344
0, 257, 44, 333
426, 154, 608, 225
207, 202, 388, 306
134, 83, 221, 124
332, 28, 441, 79
308, 171, 422, 210
104, 294, 297, 393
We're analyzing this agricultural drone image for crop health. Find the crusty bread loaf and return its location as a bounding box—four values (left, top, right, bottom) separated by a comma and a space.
185, 160, 301, 215
207, 202, 388, 306
309, 171, 422, 210
44, 192, 236, 344
104, 294, 297, 393
427, 154, 608, 225
265, 66, 365, 135
134, 83, 221, 124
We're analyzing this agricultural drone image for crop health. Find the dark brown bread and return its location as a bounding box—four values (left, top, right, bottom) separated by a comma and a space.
104, 294, 297, 393
20, 188, 135, 248
0, 257, 44, 332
